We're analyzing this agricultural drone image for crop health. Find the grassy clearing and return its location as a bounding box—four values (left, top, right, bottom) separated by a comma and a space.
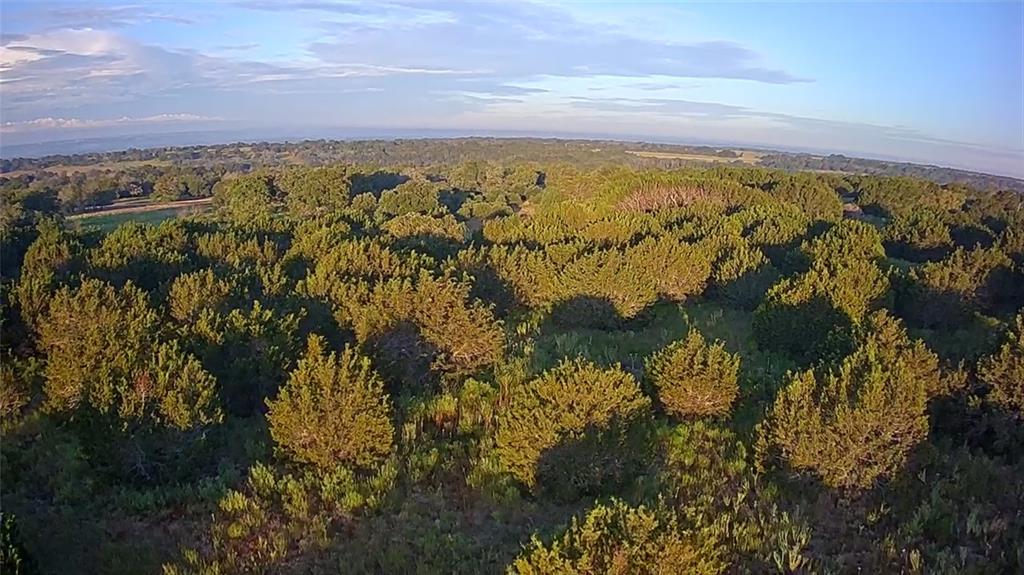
679, 301, 796, 434
626, 149, 763, 164
530, 299, 793, 436
531, 299, 791, 380
73, 204, 211, 232
69, 197, 213, 219
531, 302, 689, 373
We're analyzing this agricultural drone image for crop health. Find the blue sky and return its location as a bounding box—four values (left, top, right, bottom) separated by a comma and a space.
1, 1, 1021, 176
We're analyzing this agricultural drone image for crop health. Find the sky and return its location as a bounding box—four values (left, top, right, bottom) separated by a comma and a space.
1, 0, 1022, 177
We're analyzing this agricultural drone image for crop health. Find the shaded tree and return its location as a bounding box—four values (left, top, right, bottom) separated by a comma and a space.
759, 312, 931, 491
39, 279, 221, 431
494, 358, 651, 491
267, 335, 394, 470
646, 329, 740, 418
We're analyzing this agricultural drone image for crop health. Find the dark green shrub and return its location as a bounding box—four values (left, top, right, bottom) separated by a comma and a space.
494, 358, 651, 493
658, 422, 813, 572
759, 312, 931, 491
0, 513, 37, 575
884, 445, 1024, 573
883, 212, 952, 262
754, 258, 889, 364
345, 273, 504, 390
277, 166, 353, 218
902, 247, 1016, 328
801, 219, 885, 265
267, 336, 394, 470
167, 268, 236, 323
646, 329, 740, 418
164, 460, 397, 574
0, 355, 41, 422
376, 180, 440, 218
14, 219, 82, 332
187, 301, 302, 416
213, 172, 277, 227
710, 239, 779, 309
509, 499, 724, 575
771, 174, 843, 221
39, 279, 221, 431
977, 313, 1024, 417
88, 220, 191, 291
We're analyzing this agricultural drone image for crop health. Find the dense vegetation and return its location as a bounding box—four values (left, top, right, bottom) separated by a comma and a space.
759, 152, 1023, 192
3, 139, 1021, 212
1, 141, 1023, 574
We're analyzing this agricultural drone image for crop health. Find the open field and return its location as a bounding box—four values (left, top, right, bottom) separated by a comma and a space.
625, 149, 763, 164
68, 197, 213, 220
71, 197, 213, 231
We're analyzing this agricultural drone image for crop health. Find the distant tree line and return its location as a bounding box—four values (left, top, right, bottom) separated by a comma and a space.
4, 138, 1020, 192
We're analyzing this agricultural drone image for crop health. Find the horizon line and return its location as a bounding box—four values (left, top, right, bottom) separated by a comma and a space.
2, 127, 1022, 182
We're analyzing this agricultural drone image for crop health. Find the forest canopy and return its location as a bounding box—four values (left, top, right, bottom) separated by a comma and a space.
1, 139, 1022, 574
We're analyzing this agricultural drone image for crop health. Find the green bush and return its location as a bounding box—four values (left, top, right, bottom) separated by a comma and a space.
14, 219, 82, 332
558, 249, 659, 323
976, 313, 1024, 417
167, 268, 235, 323
299, 239, 432, 302
800, 219, 885, 266
0, 513, 37, 575
883, 212, 952, 261
39, 279, 221, 431
760, 312, 931, 491
186, 300, 302, 416
164, 460, 397, 574
709, 238, 779, 309
0, 355, 40, 422
903, 247, 1016, 328
646, 329, 740, 418
344, 273, 504, 390
277, 166, 353, 218
857, 176, 964, 218
883, 444, 1024, 573
213, 172, 277, 227
509, 499, 724, 575
283, 215, 354, 272
736, 204, 810, 251
771, 174, 843, 221
194, 229, 280, 271
494, 358, 651, 493
87, 220, 191, 290
377, 180, 441, 218
267, 335, 394, 470
754, 258, 889, 364
657, 422, 813, 572
383, 213, 466, 257
629, 235, 714, 303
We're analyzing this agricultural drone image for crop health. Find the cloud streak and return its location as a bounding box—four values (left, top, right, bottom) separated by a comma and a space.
1, 113, 223, 133
2, 3, 197, 30
0, 1, 1016, 176
304, 2, 809, 85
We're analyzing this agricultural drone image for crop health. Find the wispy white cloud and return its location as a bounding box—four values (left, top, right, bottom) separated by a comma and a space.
1, 113, 223, 133
0, 25, 492, 116
239, 0, 457, 30
0, 1, 1016, 177
216, 43, 260, 52
304, 3, 811, 85
2, 3, 197, 30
